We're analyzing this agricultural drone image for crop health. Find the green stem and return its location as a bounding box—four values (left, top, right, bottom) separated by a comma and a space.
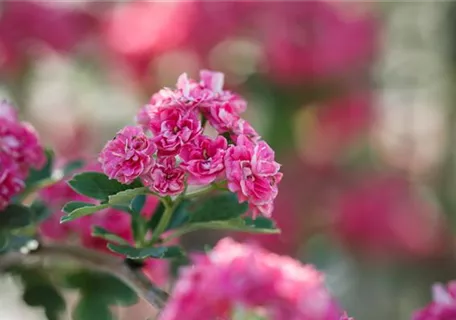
20, 177, 58, 203
150, 198, 176, 244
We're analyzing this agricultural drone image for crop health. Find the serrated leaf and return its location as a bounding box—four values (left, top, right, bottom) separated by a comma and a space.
68, 172, 142, 201
61, 202, 109, 223
0, 204, 33, 229
108, 244, 185, 259
189, 193, 248, 223
108, 187, 149, 206
91, 226, 129, 245
25, 149, 54, 187
62, 159, 85, 176
170, 217, 280, 239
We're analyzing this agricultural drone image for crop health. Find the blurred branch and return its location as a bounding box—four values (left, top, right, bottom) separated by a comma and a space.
0, 243, 169, 310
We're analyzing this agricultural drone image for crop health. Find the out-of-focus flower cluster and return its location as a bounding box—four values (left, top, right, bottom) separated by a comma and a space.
160, 237, 348, 320
413, 282, 456, 320
99, 70, 282, 217
38, 162, 168, 286
0, 101, 45, 210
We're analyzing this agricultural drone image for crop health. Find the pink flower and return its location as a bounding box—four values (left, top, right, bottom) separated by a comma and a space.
99, 126, 156, 184
0, 156, 24, 210
225, 136, 282, 217
201, 102, 240, 134
159, 238, 341, 320
0, 118, 46, 174
148, 107, 202, 156
180, 135, 227, 185
142, 157, 185, 196
413, 282, 456, 320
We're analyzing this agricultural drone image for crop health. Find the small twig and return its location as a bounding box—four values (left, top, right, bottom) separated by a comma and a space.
0, 243, 169, 310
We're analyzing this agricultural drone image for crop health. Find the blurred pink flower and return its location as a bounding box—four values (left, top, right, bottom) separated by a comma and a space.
160, 238, 342, 320
225, 135, 282, 217
0, 1, 96, 71
142, 157, 185, 196
259, 2, 378, 83
333, 174, 448, 259
413, 282, 456, 320
180, 135, 227, 185
300, 92, 373, 165
99, 126, 156, 184
0, 156, 25, 210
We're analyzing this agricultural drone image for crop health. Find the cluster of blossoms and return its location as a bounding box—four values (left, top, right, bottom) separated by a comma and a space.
99, 70, 282, 216
39, 162, 169, 286
0, 101, 45, 210
413, 282, 456, 320
160, 238, 349, 320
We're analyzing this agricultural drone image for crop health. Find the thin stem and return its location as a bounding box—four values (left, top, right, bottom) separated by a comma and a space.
0, 243, 168, 310
150, 198, 176, 244
20, 177, 58, 204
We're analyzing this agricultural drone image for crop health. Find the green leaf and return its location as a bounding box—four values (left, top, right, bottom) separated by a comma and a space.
92, 226, 129, 245
170, 217, 280, 238
108, 187, 149, 206
107, 244, 185, 259
68, 172, 142, 201
73, 296, 113, 320
25, 149, 54, 186
0, 232, 9, 252
61, 202, 109, 223
166, 200, 191, 230
130, 194, 146, 214
62, 159, 85, 176
63, 270, 138, 306
0, 204, 33, 230
14, 267, 65, 320
189, 193, 248, 223
146, 202, 165, 230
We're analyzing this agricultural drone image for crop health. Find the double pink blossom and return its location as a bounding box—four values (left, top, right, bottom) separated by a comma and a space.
142, 157, 185, 196
413, 282, 456, 320
0, 156, 24, 210
180, 135, 227, 185
99, 126, 156, 184
225, 135, 282, 217
159, 238, 342, 320
0, 118, 46, 175
148, 107, 202, 156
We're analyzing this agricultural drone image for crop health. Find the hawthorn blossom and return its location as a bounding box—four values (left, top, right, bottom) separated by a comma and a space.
0, 118, 46, 174
142, 157, 185, 196
159, 238, 342, 320
0, 156, 24, 210
225, 135, 282, 217
148, 107, 202, 156
180, 135, 227, 185
99, 126, 156, 184
413, 282, 456, 320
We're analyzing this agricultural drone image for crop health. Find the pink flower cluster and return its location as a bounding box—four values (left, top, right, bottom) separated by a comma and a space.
159, 238, 343, 320
413, 282, 456, 320
39, 161, 169, 286
99, 70, 282, 216
0, 101, 45, 210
